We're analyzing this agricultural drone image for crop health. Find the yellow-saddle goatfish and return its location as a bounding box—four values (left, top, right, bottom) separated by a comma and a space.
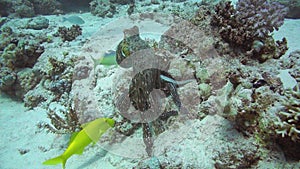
43, 118, 115, 169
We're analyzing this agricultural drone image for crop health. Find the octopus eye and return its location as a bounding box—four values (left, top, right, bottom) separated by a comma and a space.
121, 44, 130, 57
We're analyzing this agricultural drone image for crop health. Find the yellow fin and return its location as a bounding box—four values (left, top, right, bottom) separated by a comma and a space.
43, 155, 66, 169
105, 118, 115, 127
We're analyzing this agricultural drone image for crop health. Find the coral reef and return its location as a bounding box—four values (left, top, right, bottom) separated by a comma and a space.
0, 28, 45, 69
23, 85, 51, 108
275, 0, 300, 19
204, 50, 300, 161
211, 0, 288, 62
213, 137, 260, 169
37, 101, 80, 134
14, 68, 41, 99
56, 25, 82, 42
24, 54, 76, 108
89, 0, 199, 19
110, 0, 134, 5
0, 0, 12, 17
151, 115, 264, 168
0, 26, 45, 98
0, 19, 77, 107
90, 0, 117, 18
275, 84, 300, 142
64, 6, 300, 167
22, 56, 75, 109
30, 0, 62, 15
0, 67, 17, 96
274, 81, 300, 160
279, 50, 300, 70
12, 0, 35, 18
14, 41, 44, 68
0, 0, 62, 18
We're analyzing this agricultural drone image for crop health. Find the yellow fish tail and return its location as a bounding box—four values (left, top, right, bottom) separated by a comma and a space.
43, 155, 67, 169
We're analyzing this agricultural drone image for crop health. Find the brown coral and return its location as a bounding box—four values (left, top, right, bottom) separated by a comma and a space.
38, 103, 80, 134
57, 25, 82, 42
211, 0, 288, 62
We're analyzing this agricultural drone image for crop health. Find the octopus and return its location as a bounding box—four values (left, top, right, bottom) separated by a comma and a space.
115, 26, 184, 158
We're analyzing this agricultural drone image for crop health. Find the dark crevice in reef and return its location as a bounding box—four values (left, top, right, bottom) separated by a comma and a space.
59, 0, 92, 13
276, 137, 300, 161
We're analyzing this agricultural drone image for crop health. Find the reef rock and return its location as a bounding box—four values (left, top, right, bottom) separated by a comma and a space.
90, 0, 116, 18
26, 16, 49, 30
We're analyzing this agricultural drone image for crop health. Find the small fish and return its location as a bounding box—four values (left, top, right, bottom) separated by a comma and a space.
43, 118, 115, 169
160, 75, 194, 87
62, 15, 85, 25
91, 50, 118, 69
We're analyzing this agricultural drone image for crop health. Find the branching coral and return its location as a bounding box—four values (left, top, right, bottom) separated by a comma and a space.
57, 25, 82, 42
211, 0, 288, 62
276, 85, 300, 142
236, 0, 286, 38
38, 103, 80, 134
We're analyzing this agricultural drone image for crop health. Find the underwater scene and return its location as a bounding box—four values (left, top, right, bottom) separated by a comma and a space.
0, 0, 300, 168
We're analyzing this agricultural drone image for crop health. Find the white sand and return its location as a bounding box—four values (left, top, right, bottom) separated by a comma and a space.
0, 94, 60, 169
273, 19, 300, 56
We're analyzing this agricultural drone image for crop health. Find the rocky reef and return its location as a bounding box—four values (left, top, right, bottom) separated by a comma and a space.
65, 1, 300, 166
0, 0, 62, 17
209, 50, 300, 162
26, 16, 49, 30
0, 14, 80, 111
0, 0, 94, 17
89, 0, 199, 19
1, 0, 299, 168
90, 0, 117, 18
22, 52, 76, 109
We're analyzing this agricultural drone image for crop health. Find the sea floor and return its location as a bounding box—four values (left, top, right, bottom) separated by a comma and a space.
0, 11, 300, 169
